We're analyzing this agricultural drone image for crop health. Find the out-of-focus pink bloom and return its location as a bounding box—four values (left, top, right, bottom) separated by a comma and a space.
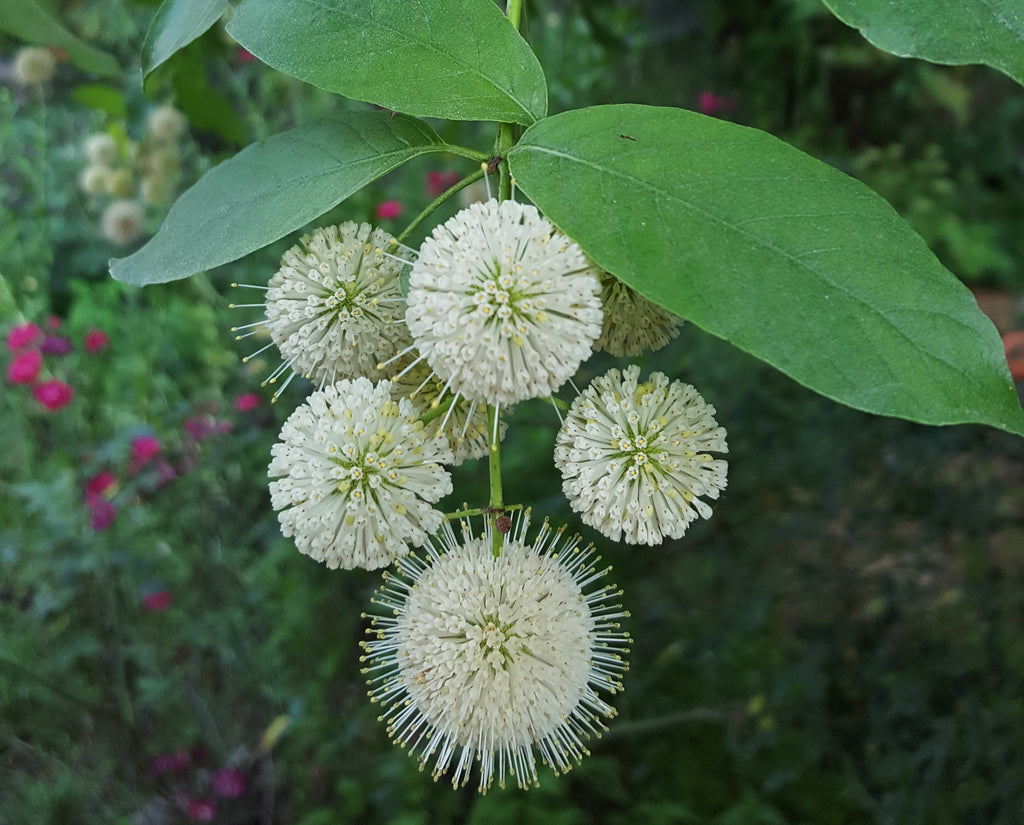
234, 393, 260, 412
33, 379, 74, 410
187, 800, 216, 822
185, 415, 233, 442
152, 749, 190, 775
236, 47, 255, 63
6, 322, 41, 351
142, 591, 174, 611
374, 199, 403, 220
131, 435, 161, 472
85, 329, 110, 353
698, 91, 735, 117
90, 501, 117, 531
7, 349, 42, 384
85, 471, 117, 506
41, 335, 73, 355
212, 768, 246, 799
47, 316, 61, 330
426, 170, 460, 199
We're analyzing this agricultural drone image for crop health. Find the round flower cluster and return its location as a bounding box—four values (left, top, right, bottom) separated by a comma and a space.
261, 222, 412, 390
361, 512, 629, 791
405, 199, 603, 408
594, 271, 681, 357
554, 365, 728, 545
269, 377, 452, 570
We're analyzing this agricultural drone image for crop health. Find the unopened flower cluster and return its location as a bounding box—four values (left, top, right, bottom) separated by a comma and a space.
242, 190, 727, 791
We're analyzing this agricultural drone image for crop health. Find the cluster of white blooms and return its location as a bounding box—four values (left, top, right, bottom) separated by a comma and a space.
13, 46, 57, 86
554, 365, 728, 545
78, 105, 191, 247
361, 512, 629, 791
250, 191, 726, 793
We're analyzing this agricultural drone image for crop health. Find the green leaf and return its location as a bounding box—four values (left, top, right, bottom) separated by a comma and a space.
141, 0, 228, 79
226, 0, 546, 125
0, 0, 119, 77
110, 111, 447, 286
822, 0, 1024, 86
71, 84, 127, 118
508, 104, 1024, 435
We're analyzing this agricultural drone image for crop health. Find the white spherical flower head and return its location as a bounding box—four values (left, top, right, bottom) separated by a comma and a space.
145, 104, 187, 144
261, 223, 413, 390
554, 365, 728, 545
268, 378, 453, 571
84, 133, 119, 167
14, 47, 57, 85
362, 512, 630, 792
595, 271, 682, 358
405, 199, 603, 407
101, 199, 145, 246
389, 358, 507, 466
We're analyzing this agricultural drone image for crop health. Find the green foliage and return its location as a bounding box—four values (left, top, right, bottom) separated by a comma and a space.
823, 0, 1024, 87
226, 0, 548, 125
141, 0, 227, 79
110, 111, 452, 285
509, 104, 1024, 434
0, 0, 119, 76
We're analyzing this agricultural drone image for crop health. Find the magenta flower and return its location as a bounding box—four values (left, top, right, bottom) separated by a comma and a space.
6, 322, 41, 351
130, 435, 161, 473
374, 199, 403, 220
90, 501, 117, 531
84, 329, 110, 353
85, 471, 117, 506
142, 591, 174, 611
41, 335, 73, 355
187, 800, 216, 822
698, 91, 735, 117
426, 170, 460, 198
33, 379, 74, 410
152, 749, 190, 775
46, 315, 61, 330
212, 768, 246, 799
234, 392, 260, 412
6, 349, 42, 384
185, 415, 232, 442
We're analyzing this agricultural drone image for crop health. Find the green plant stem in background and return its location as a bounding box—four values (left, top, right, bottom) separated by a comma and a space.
394, 164, 486, 247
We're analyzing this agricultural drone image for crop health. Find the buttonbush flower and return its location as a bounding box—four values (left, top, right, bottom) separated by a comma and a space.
146, 104, 187, 144
269, 377, 453, 571
389, 358, 506, 466
554, 365, 728, 545
594, 272, 681, 357
405, 199, 603, 408
362, 512, 630, 792
33, 379, 74, 411
84, 133, 118, 166
101, 199, 145, 245
6, 349, 42, 384
14, 46, 56, 85
239, 222, 412, 397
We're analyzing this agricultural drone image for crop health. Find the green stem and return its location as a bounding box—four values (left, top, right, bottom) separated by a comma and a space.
394, 165, 486, 247
487, 404, 504, 556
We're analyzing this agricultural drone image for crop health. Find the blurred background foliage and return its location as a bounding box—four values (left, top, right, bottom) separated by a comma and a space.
2, 0, 1023, 823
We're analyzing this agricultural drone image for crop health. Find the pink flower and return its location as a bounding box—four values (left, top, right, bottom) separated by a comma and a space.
85, 471, 117, 506
212, 768, 246, 799
142, 591, 174, 611
6, 322, 41, 351
46, 315, 61, 330
185, 415, 232, 442
152, 749, 190, 775
85, 329, 110, 353
130, 435, 161, 472
33, 379, 74, 410
90, 501, 117, 531
41, 335, 72, 355
6, 349, 42, 384
187, 800, 216, 822
374, 199, 403, 220
234, 393, 260, 412
236, 47, 255, 63
698, 91, 735, 117
426, 170, 460, 199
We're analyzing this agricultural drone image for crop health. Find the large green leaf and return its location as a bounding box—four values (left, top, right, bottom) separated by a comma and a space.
0, 0, 119, 76
823, 0, 1024, 86
226, 0, 546, 125
141, 0, 228, 79
110, 111, 447, 286
508, 104, 1024, 435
